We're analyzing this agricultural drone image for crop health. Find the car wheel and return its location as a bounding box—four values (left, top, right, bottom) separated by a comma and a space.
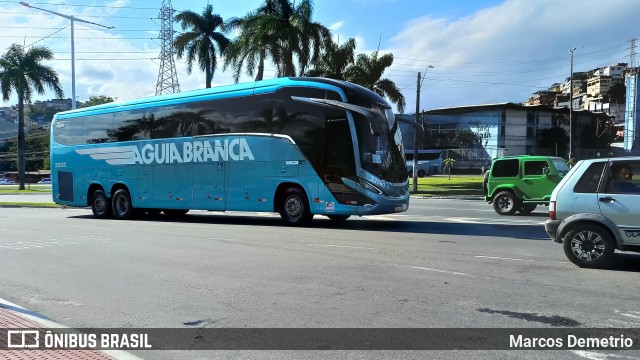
112, 188, 134, 220
492, 191, 520, 215
518, 203, 537, 215
91, 189, 112, 219
280, 187, 313, 226
563, 224, 615, 268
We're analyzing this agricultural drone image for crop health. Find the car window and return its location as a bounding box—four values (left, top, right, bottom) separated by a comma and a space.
551, 158, 570, 177
524, 160, 548, 176
491, 159, 519, 177
573, 162, 606, 193
605, 161, 640, 194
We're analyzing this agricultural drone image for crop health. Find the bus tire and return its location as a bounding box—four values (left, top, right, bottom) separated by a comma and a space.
163, 209, 189, 217
417, 170, 426, 178
91, 189, 112, 219
280, 187, 313, 226
112, 188, 134, 220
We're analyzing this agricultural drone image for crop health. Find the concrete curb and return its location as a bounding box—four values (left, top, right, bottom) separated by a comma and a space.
0, 297, 143, 360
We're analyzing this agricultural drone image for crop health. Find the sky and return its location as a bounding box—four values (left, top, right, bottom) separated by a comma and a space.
0, 0, 639, 114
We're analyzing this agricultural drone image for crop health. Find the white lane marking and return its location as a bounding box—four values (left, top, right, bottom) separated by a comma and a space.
410, 265, 476, 277
615, 310, 640, 319
307, 244, 376, 250
607, 318, 640, 326
571, 350, 640, 359
442, 216, 545, 225
475, 255, 534, 262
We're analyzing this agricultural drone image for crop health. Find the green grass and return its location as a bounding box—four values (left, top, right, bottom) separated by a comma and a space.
409, 175, 484, 196
0, 188, 52, 194
0, 202, 60, 207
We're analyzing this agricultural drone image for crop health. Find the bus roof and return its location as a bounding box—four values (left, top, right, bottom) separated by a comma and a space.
54, 77, 388, 120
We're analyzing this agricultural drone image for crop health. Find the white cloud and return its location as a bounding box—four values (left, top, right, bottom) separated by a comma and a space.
329, 21, 344, 31
387, 0, 640, 113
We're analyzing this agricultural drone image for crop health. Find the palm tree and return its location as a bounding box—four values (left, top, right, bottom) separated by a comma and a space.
225, 0, 330, 82
345, 51, 406, 113
174, 4, 230, 88
305, 38, 356, 80
0, 44, 63, 190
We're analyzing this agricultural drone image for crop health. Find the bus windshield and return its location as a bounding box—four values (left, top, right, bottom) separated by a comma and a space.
352, 105, 407, 183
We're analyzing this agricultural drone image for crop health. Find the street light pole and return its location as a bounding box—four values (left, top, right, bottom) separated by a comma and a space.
568, 47, 576, 161
20, 2, 113, 110
412, 65, 434, 193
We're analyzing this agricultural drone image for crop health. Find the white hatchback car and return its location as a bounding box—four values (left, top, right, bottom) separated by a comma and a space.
545, 157, 640, 268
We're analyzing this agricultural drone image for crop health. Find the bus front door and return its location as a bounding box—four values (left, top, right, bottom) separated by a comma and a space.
322, 117, 359, 215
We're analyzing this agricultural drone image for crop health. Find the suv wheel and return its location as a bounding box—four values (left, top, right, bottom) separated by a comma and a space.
492, 191, 520, 215
563, 224, 615, 268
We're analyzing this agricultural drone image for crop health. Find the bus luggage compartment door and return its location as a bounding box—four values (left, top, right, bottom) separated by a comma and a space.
193, 163, 225, 211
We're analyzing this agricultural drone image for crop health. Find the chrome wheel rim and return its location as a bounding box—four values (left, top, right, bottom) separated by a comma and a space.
497, 196, 513, 212
284, 196, 303, 221
570, 230, 605, 262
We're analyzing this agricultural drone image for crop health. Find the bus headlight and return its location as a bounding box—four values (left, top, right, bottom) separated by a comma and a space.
360, 179, 383, 195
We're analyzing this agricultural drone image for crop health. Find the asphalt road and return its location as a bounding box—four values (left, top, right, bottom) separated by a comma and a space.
0, 200, 639, 360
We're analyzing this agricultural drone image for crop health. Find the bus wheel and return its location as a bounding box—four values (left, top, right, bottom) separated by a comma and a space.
112, 189, 134, 220
417, 170, 426, 178
91, 189, 112, 219
327, 214, 350, 222
163, 209, 189, 217
280, 187, 313, 226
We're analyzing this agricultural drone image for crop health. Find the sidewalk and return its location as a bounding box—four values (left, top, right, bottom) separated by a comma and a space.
0, 298, 141, 360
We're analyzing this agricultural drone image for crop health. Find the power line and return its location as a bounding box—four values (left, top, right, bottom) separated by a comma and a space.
0, 1, 158, 10
0, 11, 155, 19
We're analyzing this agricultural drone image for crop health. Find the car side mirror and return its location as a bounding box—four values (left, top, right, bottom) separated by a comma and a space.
543, 167, 550, 175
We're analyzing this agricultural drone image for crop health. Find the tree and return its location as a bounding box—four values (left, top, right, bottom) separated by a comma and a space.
603, 81, 625, 104
0, 44, 63, 189
305, 38, 356, 80
224, 0, 330, 82
344, 51, 406, 113
174, 4, 230, 88
80, 95, 115, 108
452, 129, 481, 149
5, 132, 49, 171
26, 105, 59, 124
443, 155, 456, 180
537, 127, 568, 156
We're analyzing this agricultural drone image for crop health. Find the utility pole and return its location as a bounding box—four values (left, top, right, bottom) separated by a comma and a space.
411, 65, 434, 192
568, 47, 576, 161
20, 2, 114, 109
412, 72, 421, 193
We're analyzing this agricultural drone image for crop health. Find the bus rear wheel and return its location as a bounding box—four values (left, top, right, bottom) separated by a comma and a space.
91, 189, 112, 219
112, 189, 134, 220
280, 187, 313, 226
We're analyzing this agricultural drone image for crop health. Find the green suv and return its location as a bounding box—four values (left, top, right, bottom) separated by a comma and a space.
483, 155, 570, 215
